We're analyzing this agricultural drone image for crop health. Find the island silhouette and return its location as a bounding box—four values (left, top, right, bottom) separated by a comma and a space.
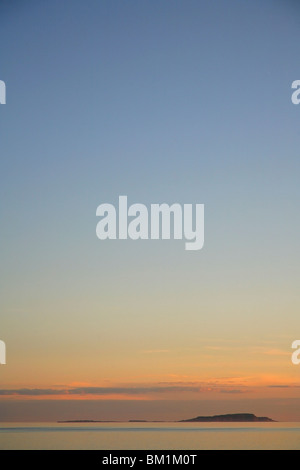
58, 413, 275, 423
179, 413, 275, 422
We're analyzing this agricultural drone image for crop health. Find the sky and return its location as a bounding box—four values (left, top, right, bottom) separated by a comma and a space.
0, 0, 300, 422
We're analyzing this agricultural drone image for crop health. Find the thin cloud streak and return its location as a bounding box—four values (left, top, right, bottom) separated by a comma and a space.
0, 385, 246, 397
0, 386, 200, 396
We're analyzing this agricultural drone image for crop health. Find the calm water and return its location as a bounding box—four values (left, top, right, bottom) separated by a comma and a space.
0, 422, 299, 450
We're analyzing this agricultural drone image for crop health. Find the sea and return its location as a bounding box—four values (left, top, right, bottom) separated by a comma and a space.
0, 422, 299, 450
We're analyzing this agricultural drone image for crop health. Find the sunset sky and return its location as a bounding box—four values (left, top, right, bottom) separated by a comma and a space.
0, 0, 300, 422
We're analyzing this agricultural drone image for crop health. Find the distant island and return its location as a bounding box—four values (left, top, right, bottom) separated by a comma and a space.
57, 420, 121, 423
58, 413, 275, 423
180, 413, 275, 423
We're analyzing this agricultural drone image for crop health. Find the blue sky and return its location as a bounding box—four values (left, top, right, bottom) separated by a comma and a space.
0, 0, 300, 420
